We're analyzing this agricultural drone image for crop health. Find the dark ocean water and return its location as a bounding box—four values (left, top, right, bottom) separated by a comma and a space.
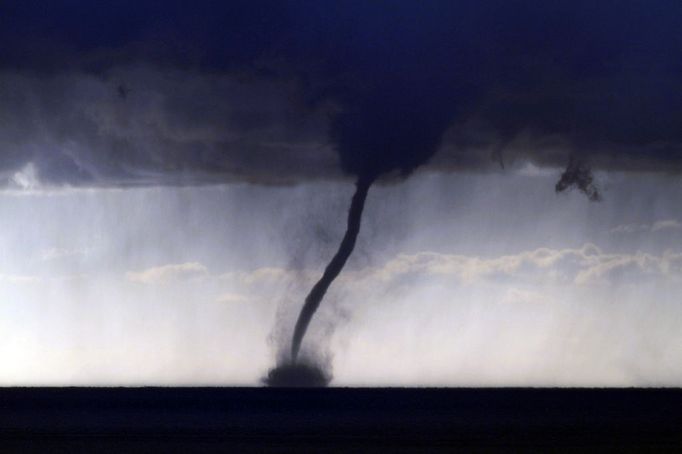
1, 387, 681, 452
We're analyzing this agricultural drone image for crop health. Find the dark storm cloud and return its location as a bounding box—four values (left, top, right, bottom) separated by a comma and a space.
1, 1, 682, 187
0, 69, 335, 186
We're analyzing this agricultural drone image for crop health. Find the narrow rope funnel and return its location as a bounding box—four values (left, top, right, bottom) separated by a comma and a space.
291, 176, 374, 362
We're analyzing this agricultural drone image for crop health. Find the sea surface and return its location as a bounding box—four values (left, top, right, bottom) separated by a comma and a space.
1, 387, 681, 451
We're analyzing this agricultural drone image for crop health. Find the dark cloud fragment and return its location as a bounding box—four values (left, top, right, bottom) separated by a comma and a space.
117, 84, 129, 100
555, 158, 601, 201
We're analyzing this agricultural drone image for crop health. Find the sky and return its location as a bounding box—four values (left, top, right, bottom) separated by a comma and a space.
1, 1, 682, 385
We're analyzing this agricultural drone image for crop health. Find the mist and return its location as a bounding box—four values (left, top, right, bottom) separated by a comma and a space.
2, 170, 681, 386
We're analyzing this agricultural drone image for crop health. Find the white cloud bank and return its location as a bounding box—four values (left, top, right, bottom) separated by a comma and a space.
344, 244, 682, 288
126, 262, 208, 284
117, 244, 682, 308
609, 219, 682, 234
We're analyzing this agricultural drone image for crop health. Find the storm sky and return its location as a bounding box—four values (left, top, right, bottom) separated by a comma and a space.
1, 1, 682, 385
